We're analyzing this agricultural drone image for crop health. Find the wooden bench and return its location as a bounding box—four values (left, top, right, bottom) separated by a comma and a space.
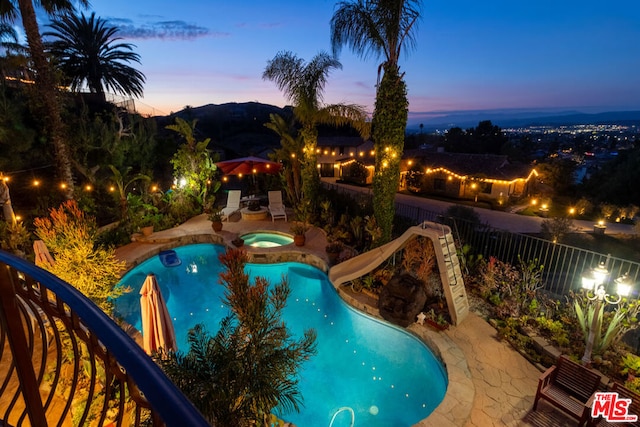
587, 382, 640, 426
533, 355, 602, 426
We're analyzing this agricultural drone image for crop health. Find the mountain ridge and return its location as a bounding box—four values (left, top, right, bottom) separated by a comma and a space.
160, 102, 640, 135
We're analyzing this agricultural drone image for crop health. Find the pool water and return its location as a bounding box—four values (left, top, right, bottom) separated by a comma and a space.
240, 231, 294, 248
115, 244, 447, 427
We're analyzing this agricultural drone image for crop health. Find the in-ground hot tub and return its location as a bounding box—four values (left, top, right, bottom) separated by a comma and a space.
240, 231, 294, 248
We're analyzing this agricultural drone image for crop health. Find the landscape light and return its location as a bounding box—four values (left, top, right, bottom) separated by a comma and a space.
580, 261, 633, 366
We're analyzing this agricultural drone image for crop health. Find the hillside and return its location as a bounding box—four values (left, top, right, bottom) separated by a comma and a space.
155, 102, 293, 157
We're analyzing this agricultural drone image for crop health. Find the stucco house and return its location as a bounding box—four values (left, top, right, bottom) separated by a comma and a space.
316, 137, 375, 184
316, 137, 538, 204
401, 149, 538, 204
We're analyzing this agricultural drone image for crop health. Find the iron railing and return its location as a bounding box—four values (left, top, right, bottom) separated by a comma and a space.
322, 182, 640, 297
441, 216, 640, 297
0, 250, 210, 427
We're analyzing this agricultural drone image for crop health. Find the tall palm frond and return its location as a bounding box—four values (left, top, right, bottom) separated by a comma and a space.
45, 12, 145, 98
331, 0, 420, 66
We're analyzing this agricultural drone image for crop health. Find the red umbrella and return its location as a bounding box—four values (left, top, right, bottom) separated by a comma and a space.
140, 274, 177, 355
215, 156, 282, 176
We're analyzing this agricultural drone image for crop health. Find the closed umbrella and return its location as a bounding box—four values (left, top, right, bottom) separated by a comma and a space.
33, 240, 55, 269
215, 156, 282, 176
140, 273, 176, 355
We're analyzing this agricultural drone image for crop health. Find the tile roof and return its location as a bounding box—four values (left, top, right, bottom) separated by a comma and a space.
403, 150, 534, 180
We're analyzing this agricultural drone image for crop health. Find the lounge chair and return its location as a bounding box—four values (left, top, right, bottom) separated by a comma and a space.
268, 191, 287, 222
220, 190, 241, 222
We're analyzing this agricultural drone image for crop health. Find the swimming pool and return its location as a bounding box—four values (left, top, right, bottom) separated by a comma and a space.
240, 231, 294, 248
115, 244, 447, 426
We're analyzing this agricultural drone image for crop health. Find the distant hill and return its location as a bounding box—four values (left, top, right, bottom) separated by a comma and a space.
155, 102, 293, 157
407, 109, 640, 131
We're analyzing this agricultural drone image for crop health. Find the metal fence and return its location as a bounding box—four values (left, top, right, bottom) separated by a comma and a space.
322, 182, 640, 297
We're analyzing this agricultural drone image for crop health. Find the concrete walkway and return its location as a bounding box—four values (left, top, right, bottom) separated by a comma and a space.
115, 212, 580, 427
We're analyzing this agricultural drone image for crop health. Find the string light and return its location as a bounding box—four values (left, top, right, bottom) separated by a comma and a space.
109, 186, 115, 192
33, 179, 40, 187
84, 184, 92, 191
60, 183, 67, 190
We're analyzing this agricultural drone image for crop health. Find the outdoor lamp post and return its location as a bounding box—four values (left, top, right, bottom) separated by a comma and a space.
580, 262, 633, 366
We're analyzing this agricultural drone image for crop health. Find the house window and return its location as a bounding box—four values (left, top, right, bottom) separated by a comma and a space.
319, 163, 335, 177
481, 183, 492, 194
434, 178, 446, 191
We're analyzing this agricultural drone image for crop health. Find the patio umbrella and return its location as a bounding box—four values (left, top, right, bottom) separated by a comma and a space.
215, 156, 282, 176
140, 273, 177, 355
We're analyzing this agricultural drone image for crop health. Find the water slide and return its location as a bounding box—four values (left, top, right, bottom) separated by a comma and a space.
328, 221, 469, 325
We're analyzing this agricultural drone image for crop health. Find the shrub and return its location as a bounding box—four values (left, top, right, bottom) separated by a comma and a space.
540, 216, 575, 243
34, 200, 128, 315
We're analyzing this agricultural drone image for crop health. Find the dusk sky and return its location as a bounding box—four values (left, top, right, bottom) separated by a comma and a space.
45, 1, 640, 121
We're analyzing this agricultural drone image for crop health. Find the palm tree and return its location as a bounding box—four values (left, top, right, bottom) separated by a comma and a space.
263, 51, 369, 206
331, 0, 421, 243
263, 113, 303, 205
0, 0, 88, 199
45, 12, 145, 100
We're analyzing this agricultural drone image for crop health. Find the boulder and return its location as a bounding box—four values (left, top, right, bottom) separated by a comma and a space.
378, 273, 427, 327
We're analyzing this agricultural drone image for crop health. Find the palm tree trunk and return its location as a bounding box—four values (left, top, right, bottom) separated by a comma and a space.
372, 64, 408, 243
17, 0, 74, 199
300, 126, 320, 207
